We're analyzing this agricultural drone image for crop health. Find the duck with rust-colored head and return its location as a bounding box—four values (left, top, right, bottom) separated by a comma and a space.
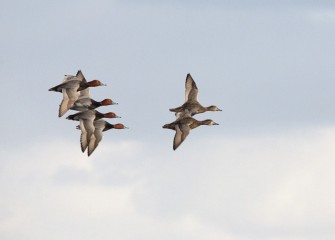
48, 70, 107, 117
70, 98, 118, 112
67, 110, 120, 152
85, 120, 128, 156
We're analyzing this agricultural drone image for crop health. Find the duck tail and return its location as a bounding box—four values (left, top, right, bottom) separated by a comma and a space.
66, 114, 76, 120
169, 106, 184, 113
162, 123, 175, 130
48, 86, 57, 91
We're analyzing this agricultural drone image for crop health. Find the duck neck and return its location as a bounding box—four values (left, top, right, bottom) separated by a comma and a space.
91, 99, 100, 106
94, 111, 104, 119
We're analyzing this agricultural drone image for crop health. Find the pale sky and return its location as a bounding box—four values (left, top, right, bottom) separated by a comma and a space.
1, 1, 335, 240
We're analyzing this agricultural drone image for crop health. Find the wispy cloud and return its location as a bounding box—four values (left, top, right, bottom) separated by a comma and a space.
1, 127, 335, 240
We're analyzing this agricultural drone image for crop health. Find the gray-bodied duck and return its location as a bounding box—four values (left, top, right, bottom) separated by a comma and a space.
169, 73, 222, 116
49, 70, 107, 117
67, 110, 120, 152
70, 85, 117, 112
85, 120, 128, 156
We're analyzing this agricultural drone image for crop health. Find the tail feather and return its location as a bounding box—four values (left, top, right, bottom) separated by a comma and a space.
48, 86, 57, 91
169, 107, 183, 112
48, 84, 62, 92
66, 114, 76, 120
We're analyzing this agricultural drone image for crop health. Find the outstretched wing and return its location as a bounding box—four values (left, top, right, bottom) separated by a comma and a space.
80, 119, 95, 152
173, 124, 190, 150
76, 70, 87, 83
185, 73, 198, 102
88, 129, 103, 156
75, 70, 90, 99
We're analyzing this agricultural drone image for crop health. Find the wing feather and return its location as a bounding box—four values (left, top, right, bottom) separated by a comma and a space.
185, 74, 199, 102
81, 119, 95, 153
79, 120, 88, 152
76, 70, 87, 83
59, 89, 69, 117
173, 124, 190, 150
88, 129, 103, 156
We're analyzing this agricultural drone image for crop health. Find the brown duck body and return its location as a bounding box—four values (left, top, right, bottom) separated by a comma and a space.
169, 73, 222, 116
170, 102, 210, 116
163, 115, 218, 150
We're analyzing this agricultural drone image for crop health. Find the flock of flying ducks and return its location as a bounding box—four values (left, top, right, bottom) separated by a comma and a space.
163, 73, 222, 150
49, 71, 221, 154
48, 70, 128, 156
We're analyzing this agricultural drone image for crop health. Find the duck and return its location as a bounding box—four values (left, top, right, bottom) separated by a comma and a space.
169, 73, 222, 116
68, 82, 117, 111
84, 120, 128, 156
162, 113, 219, 150
66, 110, 120, 121
70, 98, 118, 111
66, 110, 120, 152
48, 70, 106, 117
48, 70, 106, 93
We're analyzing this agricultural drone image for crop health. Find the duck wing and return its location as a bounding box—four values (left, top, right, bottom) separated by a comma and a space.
185, 73, 199, 102
71, 98, 92, 111
59, 88, 78, 117
80, 119, 95, 152
77, 88, 90, 100
76, 70, 87, 83
62, 75, 76, 82
88, 128, 103, 156
175, 110, 192, 119
59, 88, 70, 117
74, 70, 90, 99
63, 73, 79, 82
88, 120, 107, 156
79, 121, 88, 152
173, 124, 191, 150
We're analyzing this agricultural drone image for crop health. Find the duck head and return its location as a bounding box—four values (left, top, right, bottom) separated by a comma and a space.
100, 99, 118, 106
204, 119, 219, 126
88, 80, 107, 87
104, 112, 120, 118
207, 105, 222, 112
114, 123, 128, 129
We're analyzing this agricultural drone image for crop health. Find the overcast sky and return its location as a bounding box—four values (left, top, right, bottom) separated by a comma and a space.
1, 0, 335, 240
